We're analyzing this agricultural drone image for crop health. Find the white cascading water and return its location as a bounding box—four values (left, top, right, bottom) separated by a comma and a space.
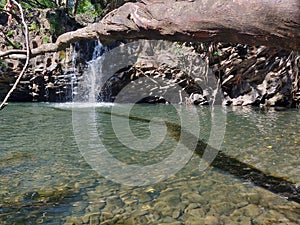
76, 41, 107, 103
70, 43, 79, 101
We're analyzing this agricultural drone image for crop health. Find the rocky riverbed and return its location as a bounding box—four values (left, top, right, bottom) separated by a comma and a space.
2, 155, 299, 225
64, 163, 300, 225
1, 103, 299, 224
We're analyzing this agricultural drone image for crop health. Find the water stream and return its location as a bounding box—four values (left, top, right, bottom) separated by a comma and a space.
76, 41, 108, 103
0, 103, 299, 224
0, 42, 299, 224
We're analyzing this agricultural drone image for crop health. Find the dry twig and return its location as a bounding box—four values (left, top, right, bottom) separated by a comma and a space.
0, 0, 30, 110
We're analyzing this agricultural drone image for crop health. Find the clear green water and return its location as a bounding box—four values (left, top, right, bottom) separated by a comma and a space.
0, 103, 299, 224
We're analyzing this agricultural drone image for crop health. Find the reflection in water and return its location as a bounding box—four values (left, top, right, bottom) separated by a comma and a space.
225, 107, 300, 184
0, 103, 299, 224
231, 106, 281, 135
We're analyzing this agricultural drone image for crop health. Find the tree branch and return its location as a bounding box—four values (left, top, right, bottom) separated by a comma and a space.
0, 49, 27, 58
0, 0, 299, 60
0, 0, 30, 110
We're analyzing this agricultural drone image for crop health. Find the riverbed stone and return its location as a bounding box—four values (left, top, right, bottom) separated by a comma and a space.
100, 211, 114, 221
242, 192, 260, 205
241, 204, 262, 217
181, 192, 205, 204
137, 191, 153, 203
125, 211, 153, 225
204, 215, 221, 225
81, 212, 101, 224
209, 202, 235, 215
145, 211, 161, 222
172, 209, 182, 219
184, 203, 202, 214
158, 222, 182, 225
159, 216, 180, 224
154, 201, 175, 217
184, 216, 205, 225
188, 208, 207, 217
64, 216, 83, 225
71, 201, 89, 215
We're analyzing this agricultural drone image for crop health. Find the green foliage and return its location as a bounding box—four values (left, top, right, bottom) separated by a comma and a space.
27, 13, 34, 18
48, 13, 63, 35
42, 36, 50, 43
0, 60, 7, 71
6, 41, 22, 50
213, 51, 219, 57
14, 41, 22, 49
58, 50, 66, 61
21, 0, 56, 10
29, 22, 38, 31
0, 0, 134, 37
76, 0, 99, 17
6, 30, 14, 38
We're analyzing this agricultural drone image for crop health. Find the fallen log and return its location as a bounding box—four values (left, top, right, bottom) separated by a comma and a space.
1, 0, 299, 59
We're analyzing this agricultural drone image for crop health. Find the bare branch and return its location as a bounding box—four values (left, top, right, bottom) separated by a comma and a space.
0, 49, 27, 58
0, 0, 30, 110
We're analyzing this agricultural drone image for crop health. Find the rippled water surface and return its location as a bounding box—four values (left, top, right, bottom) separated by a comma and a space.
0, 103, 299, 224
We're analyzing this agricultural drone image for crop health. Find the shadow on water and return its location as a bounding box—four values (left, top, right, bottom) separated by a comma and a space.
105, 109, 300, 204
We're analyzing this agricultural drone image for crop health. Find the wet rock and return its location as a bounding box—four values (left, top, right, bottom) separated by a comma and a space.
154, 201, 175, 217
210, 202, 236, 215
172, 209, 182, 219
101, 196, 125, 217
125, 210, 152, 225
72, 201, 89, 215
0, 8, 88, 103
188, 208, 206, 217
81, 212, 101, 224
243, 204, 262, 217
185, 93, 209, 105
85, 201, 106, 212
159, 216, 180, 224
64, 216, 83, 225
158, 222, 182, 225
184, 203, 202, 213
181, 192, 206, 204
100, 211, 114, 221
185, 216, 205, 225
137, 96, 168, 104
204, 215, 221, 225
244, 192, 260, 205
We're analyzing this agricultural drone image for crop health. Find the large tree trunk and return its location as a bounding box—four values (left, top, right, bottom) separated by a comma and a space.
1, 0, 300, 58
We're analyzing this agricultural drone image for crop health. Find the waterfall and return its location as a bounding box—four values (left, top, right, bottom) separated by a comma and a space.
75, 41, 108, 103
70, 43, 79, 101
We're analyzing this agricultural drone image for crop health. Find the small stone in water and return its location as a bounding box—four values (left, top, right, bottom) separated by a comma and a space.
204, 215, 220, 225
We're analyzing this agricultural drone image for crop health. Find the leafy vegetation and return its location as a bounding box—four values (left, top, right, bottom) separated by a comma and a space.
48, 12, 64, 35
0, 0, 136, 17
6, 30, 14, 38
29, 21, 38, 31
0, 60, 7, 71
7, 41, 22, 50
42, 36, 50, 43
76, 0, 99, 17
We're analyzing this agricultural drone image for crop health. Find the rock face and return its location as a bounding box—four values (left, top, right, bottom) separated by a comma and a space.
193, 43, 300, 108
98, 42, 300, 108
99, 64, 208, 105
0, 8, 299, 107
0, 8, 92, 102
